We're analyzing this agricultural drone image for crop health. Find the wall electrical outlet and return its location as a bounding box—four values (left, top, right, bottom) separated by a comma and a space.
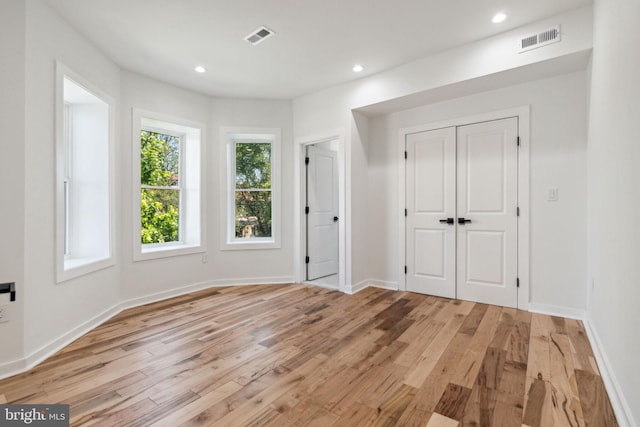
0, 305, 9, 323
202, 254, 208, 264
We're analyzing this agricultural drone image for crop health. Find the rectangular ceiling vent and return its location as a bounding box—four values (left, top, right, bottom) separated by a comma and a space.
518, 25, 561, 53
244, 26, 275, 45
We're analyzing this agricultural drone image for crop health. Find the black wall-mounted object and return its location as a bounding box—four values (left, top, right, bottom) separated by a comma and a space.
0, 282, 16, 302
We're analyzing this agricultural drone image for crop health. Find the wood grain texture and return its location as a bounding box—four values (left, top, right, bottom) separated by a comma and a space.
0, 284, 618, 426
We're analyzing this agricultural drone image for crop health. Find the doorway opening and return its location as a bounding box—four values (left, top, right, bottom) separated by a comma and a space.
304, 141, 340, 287
295, 131, 346, 292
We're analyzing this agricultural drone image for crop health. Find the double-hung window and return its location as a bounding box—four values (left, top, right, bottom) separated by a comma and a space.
133, 110, 204, 260
140, 129, 182, 245
56, 63, 114, 283
221, 127, 281, 250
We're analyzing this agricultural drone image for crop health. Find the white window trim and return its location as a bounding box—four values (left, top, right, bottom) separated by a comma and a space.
220, 127, 281, 250
55, 62, 116, 283
132, 108, 206, 261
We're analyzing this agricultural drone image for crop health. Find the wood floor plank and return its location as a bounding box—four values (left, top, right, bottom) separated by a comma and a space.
149, 381, 242, 427
548, 333, 585, 427
0, 284, 618, 426
433, 382, 472, 421
426, 412, 460, 427
576, 369, 618, 427
403, 310, 467, 388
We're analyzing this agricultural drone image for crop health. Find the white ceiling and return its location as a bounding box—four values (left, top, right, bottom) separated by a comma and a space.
44, 0, 592, 100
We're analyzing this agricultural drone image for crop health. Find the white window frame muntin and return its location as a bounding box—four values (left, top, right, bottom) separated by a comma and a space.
55, 62, 116, 283
132, 108, 206, 261
221, 127, 281, 250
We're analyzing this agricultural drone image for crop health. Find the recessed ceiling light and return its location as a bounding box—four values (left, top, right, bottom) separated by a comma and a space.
195, 66, 206, 73
352, 64, 364, 73
492, 13, 507, 23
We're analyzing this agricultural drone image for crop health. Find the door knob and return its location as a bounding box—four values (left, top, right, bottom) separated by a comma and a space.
458, 218, 472, 224
439, 218, 454, 225
333, 216, 339, 222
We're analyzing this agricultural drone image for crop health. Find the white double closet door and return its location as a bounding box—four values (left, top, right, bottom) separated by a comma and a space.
406, 117, 519, 308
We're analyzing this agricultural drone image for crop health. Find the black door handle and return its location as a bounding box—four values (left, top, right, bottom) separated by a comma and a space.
458, 218, 472, 224
333, 216, 339, 222
439, 218, 454, 224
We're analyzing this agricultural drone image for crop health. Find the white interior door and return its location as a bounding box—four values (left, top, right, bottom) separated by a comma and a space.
405, 117, 519, 308
306, 145, 339, 280
456, 118, 518, 307
405, 127, 456, 298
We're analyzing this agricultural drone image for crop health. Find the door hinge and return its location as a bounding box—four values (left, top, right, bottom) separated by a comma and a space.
305, 156, 310, 165
404, 151, 408, 160
404, 266, 407, 274
305, 256, 310, 264
305, 206, 310, 215
517, 136, 520, 146
404, 208, 408, 217
516, 277, 520, 288
517, 207, 520, 217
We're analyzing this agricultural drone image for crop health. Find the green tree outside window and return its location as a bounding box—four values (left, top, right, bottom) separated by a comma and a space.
235, 142, 272, 238
140, 130, 180, 244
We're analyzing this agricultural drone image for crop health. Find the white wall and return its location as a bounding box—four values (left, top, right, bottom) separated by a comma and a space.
294, 6, 593, 293
587, 0, 640, 424
22, 0, 122, 359
120, 72, 294, 302
0, 0, 26, 365
367, 71, 588, 310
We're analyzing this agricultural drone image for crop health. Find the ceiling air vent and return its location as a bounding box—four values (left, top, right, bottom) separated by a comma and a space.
244, 26, 275, 45
518, 25, 561, 53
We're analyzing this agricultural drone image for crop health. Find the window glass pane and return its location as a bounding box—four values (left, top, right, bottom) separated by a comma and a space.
235, 191, 272, 238
141, 188, 180, 243
141, 130, 180, 187
235, 143, 271, 189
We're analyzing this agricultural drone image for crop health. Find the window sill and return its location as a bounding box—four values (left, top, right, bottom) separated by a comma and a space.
221, 239, 281, 251
134, 243, 204, 261
58, 256, 114, 283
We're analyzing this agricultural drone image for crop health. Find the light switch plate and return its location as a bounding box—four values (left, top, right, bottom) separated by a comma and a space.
547, 188, 559, 202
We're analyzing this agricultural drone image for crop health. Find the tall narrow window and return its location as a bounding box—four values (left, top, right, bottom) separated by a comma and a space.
56, 63, 114, 282
133, 110, 204, 260
235, 142, 272, 239
222, 127, 281, 250
140, 130, 181, 244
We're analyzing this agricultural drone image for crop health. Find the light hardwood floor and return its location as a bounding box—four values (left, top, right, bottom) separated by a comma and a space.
0, 284, 618, 426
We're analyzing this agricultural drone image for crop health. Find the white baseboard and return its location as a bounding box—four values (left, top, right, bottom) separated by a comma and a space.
0, 276, 294, 381
583, 319, 636, 427
527, 302, 587, 320
302, 281, 339, 291
367, 280, 398, 291
347, 280, 368, 294
120, 276, 294, 310
0, 303, 121, 381
0, 358, 27, 379
347, 279, 398, 295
